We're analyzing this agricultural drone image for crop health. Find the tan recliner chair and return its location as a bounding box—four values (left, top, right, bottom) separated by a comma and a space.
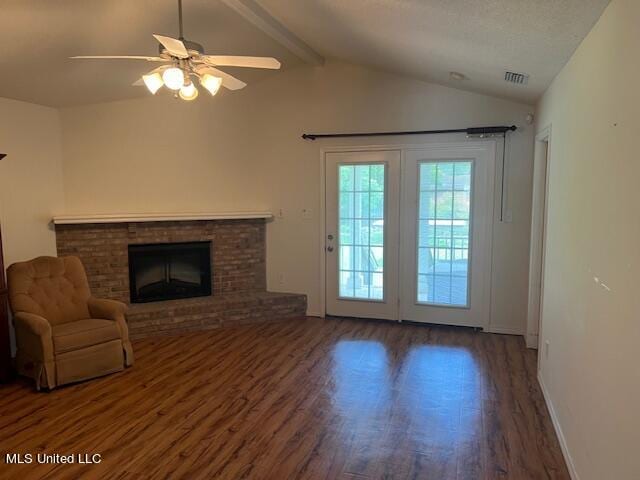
7, 256, 133, 390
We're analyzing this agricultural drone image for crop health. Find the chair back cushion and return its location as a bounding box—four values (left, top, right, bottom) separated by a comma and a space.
7, 256, 91, 325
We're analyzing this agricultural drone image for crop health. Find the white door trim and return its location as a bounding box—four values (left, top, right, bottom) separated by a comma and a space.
318, 141, 498, 329
527, 125, 552, 349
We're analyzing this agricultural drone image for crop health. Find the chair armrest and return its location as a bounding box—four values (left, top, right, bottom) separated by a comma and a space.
13, 312, 54, 361
88, 297, 127, 321
88, 298, 132, 351
14, 311, 52, 336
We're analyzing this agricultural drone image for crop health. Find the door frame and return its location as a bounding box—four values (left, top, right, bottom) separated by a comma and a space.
318, 141, 498, 330
526, 126, 552, 349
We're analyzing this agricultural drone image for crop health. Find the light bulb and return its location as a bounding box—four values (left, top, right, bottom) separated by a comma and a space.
200, 74, 222, 96
142, 72, 163, 94
162, 67, 184, 90
179, 82, 199, 101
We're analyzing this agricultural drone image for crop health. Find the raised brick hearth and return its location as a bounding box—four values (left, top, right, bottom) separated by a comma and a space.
55, 219, 306, 338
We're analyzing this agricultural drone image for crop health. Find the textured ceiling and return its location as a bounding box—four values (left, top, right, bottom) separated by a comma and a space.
259, 0, 611, 104
0, 0, 301, 107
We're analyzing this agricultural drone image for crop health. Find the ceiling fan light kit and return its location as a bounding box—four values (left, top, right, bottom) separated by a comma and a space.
200, 74, 223, 96
142, 72, 164, 94
179, 82, 199, 101
162, 67, 186, 91
71, 0, 281, 102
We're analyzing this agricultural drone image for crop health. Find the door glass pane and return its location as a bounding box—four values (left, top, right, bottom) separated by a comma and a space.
338, 164, 385, 300
417, 161, 472, 306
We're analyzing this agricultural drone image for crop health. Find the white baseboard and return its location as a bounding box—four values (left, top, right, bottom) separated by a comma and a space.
526, 333, 539, 349
537, 371, 579, 480
486, 325, 524, 336
305, 310, 324, 318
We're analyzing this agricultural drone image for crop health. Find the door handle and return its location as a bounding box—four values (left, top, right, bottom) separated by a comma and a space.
327, 246, 334, 252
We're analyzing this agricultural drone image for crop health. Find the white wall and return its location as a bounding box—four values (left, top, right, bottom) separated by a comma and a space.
0, 97, 65, 353
60, 61, 534, 333
0, 97, 65, 267
536, 0, 640, 478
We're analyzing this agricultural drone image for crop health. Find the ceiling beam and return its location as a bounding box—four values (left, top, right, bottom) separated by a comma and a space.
221, 0, 324, 66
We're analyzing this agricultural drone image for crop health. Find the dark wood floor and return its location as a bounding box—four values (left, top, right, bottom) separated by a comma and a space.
0, 317, 569, 480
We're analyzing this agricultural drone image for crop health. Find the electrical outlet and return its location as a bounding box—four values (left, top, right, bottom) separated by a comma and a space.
544, 340, 550, 359
302, 208, 312, 219
277, 208, 284, 219
278, 273, 285, 285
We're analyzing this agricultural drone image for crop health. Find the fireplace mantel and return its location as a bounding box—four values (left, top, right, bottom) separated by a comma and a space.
52, 211, 273, 225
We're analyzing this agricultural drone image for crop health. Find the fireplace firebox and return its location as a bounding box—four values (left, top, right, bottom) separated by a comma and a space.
128, 241, 212, 303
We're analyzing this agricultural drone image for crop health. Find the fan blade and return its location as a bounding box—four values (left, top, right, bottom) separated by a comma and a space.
71, 55, 167, 61
153, 34, 189, 59
197, 66, 246, 91
200, 56, 281, 70
133, 66, 168, 86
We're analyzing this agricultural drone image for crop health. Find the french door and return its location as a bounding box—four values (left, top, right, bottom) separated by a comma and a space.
325, 143, 495, 328
325, 150, 401, 320
400, 145, 495, 327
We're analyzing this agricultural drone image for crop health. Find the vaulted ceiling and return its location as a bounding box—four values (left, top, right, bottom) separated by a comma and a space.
0, 0, 610, 107
259, 0, 611, 104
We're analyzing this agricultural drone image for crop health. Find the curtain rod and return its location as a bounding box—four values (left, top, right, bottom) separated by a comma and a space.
301, 125, 517, 140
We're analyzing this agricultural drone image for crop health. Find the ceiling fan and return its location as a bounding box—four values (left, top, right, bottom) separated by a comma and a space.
71, 0, 281, 101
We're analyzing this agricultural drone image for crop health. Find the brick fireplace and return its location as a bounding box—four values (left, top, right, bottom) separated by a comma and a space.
54, 215, 306, 338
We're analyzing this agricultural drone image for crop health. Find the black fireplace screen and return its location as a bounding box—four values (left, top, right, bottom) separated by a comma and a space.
128, 241, 212, 303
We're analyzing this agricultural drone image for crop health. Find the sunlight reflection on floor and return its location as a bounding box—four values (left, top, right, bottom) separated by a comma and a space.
330, 339, 482, 456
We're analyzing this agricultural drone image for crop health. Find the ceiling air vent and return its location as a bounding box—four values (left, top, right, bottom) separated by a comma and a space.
505, 71, 529, 85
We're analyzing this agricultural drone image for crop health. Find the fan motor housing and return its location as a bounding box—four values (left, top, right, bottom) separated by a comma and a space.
159, 39, 204, 57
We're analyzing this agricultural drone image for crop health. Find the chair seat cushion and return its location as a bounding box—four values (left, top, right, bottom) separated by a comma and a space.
52, 319, 121, 354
